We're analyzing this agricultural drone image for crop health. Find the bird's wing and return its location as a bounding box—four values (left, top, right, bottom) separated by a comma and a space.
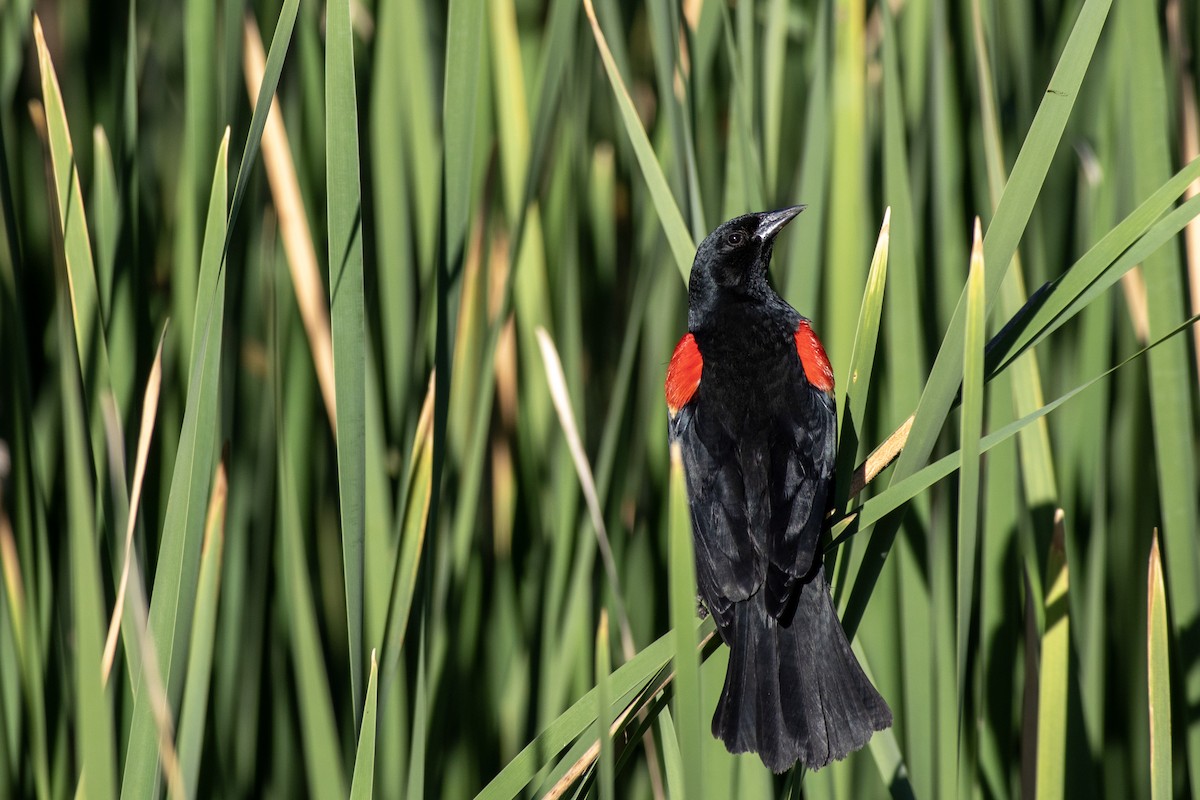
670, 398, 763, 630
760, 327, 837, 618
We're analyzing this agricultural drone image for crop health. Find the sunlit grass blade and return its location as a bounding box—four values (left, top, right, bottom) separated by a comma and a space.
58, 254, 116, 800
1147, 531, 1171, 800
34, 17, 111, 395
972, 0, 1061, 626
177, 457, 228, 797
781, 0, 829, 306
1124, 2, 1200, 781
583, 0, 694, 280
835, 207, 890, 510
595, 611, 614, 800
957, 219, 985, 791
825, 0, 867, 373
476, 628, 686, 799
843, 0, 1114, 635
380, 376, 435, 680
830, 312, 1200, 542
122, 128, 229, 799
668, 443, 704, 800
350, 650, 380, 800
326, 0, 366, 723
1035, 514, 1069, 800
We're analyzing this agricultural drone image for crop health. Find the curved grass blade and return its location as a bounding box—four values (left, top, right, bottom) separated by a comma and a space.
843, 0, 1114, 635
830, 312, 1200, 544
475, 631, 679, 799
583, 0, 694, 281
327, 0, 366, 724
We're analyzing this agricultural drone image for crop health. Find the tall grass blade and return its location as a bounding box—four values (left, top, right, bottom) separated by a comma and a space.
1034, 515, 1069, 800
121, 129, 229, 799
668, 444, 704, 800
583, 0, 694, 280
326, 0, 366, 723
1123, 3, 1200, 781
275, 277, 347, 800
58, 212, 116, 800
595, 611, 614, 800
1147, 532, 1171, 800
350, 650, 380, 800
177, 458, 228, 796
957, 220, 986, 791
835, 208, 890, 510
844, 0, 1114, 634
380, 376, 435, 679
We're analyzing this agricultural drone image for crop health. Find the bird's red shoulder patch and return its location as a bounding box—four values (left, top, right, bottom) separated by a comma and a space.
666, 333, 703, 417
795, 320, 834, 393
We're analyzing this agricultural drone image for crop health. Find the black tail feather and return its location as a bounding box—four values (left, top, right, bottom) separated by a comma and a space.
711, 566, 891, 773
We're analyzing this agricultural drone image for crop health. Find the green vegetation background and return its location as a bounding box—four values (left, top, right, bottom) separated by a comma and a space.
1, 0, 1199, 798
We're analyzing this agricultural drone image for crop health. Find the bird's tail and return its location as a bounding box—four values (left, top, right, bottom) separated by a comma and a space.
711, 566, 892, 773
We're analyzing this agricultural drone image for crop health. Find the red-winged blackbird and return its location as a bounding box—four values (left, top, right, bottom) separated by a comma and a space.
665, 206, 892, 773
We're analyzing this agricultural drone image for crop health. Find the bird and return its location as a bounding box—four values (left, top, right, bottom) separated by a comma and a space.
665, 206, 891, 773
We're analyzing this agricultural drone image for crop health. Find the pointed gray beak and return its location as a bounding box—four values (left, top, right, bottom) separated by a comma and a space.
755, 205, 806, 241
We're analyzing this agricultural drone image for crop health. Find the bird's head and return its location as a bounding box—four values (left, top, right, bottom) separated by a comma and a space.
688, 206, 805, 300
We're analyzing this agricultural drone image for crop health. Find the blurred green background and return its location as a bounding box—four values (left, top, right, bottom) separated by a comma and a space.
2, 0, 1200, 797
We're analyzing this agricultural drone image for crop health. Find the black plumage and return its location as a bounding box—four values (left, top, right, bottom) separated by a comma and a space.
666, 207, 891, 773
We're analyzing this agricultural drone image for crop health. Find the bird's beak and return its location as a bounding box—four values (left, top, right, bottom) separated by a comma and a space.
755, 205, 806, 241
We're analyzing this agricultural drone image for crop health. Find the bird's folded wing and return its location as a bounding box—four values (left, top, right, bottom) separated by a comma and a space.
670, 400, 762, 629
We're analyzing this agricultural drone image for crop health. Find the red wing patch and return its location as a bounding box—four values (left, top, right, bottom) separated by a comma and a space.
666, 333, 703, 416
795, 321, 834, 393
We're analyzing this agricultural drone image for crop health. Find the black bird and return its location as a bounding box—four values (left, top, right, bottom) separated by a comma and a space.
665, 206, 891, 773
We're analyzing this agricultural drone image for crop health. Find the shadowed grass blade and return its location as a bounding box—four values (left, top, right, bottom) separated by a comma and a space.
326, 0, 366, 724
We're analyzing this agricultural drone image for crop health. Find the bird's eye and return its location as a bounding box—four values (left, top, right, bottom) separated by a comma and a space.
725, 231, 747, 247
